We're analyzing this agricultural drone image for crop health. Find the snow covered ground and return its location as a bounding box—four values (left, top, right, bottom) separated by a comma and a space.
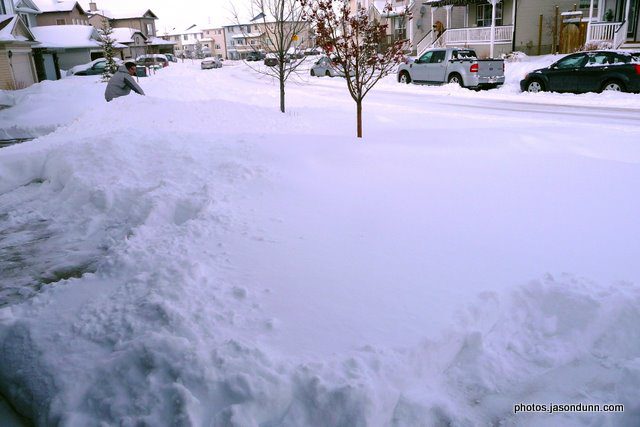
1, 56, 640, 426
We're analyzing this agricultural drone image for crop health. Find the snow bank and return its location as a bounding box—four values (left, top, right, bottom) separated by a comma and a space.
1, 61, 639, 426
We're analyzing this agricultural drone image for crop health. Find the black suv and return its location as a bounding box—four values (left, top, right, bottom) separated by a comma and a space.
521, 51, 640, 94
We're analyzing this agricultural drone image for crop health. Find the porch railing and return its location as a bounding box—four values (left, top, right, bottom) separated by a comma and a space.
587, 21, 629, 48
428, 25, 514, 51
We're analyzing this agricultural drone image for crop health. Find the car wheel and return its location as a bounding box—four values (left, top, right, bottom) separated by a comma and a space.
601, 80, 625, 93
399, 72, 411, 84
448, 74, 463, 86
526, 80, 544, 93
310, 69, 315, 76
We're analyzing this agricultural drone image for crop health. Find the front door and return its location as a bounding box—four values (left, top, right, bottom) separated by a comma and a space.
629, 0, 639, 40
546, 53, 587, 92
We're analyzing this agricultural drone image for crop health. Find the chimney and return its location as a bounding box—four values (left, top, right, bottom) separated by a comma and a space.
89, 2, 98, 12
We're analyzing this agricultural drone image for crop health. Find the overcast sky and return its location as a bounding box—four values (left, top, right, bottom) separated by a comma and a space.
82, 0, 253, 33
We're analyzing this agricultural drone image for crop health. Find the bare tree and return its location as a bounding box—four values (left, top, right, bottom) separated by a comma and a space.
232, 0, 310, 113
301, 1, 408, 138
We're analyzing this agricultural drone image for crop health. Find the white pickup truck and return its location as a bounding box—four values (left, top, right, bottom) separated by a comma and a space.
397, 48, 505, 89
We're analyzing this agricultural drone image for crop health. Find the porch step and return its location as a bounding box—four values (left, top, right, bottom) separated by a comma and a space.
620, 42, 640, 49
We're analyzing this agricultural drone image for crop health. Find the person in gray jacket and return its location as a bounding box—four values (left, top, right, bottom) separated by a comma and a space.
105, 62, 145, 102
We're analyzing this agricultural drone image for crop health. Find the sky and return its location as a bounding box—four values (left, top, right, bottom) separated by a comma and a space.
80, 0, 253, 33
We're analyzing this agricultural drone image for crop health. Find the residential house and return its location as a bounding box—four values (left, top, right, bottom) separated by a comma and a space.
30, 24, 116, 69
202, 26, 226, 59
0, 0, 39, 89
14, 0, 40, 27
585, 0, 640, 48
110, 27, 146, 59
224, 14, 312, 60
86, 3, 173, 55
32, 0, 89, 26
165, 24, 210, 59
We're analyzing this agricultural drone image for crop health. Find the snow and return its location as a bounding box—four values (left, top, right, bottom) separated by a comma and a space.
32, 0, 78, 13
1, 58, 640, 426
30, 25, 102, 49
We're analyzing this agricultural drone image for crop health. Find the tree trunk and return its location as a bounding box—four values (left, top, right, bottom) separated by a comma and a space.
356, 100, 363, 138
279, 70, 286, 113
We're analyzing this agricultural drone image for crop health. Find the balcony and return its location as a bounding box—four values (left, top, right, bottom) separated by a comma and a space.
433, 25, 514, 47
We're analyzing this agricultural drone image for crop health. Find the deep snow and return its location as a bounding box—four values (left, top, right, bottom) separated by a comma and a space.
1, 56, 640, 426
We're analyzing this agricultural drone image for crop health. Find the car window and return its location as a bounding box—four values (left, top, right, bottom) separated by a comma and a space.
94, 62, 106, 70
555, 54, 587, 69
430, 51, 446, 63
586, 52, 611, 66
611, 53, 631, 64
418, 51, 433, 64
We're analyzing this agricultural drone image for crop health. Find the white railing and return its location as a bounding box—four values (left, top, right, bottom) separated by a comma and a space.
416, 30, 435, 56
587, 21, 628, 48
614, 21, 629, 48
588, 22, 620, 42
425, 25, 513, 53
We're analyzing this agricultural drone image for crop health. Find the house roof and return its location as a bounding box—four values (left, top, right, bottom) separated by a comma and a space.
86, 6, 158, 20
146, 36, 174, 46
0, 14, 36, 42
30, 24, 103, 48
14, 0, 42, 14
32, 0, 85, 14
109, 27, 145, 44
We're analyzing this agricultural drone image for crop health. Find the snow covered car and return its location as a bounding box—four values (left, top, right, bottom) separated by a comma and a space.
66, 58, 123, 76
520, 50, 640, 94
136, 54, 169, 68
165, 54, 178, 63
201, 57, 222, 69
310, 56, 342, 77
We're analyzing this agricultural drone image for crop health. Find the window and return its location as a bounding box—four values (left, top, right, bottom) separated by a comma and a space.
184, 34, 189, 40
147, 23, 154, 36
394, 17, 406, 39
0, 2, 5, 14
56, 19, 66, 25
19, 13, 30, 27
430, 50, 446, 63
579, 0, 591, 8
417, 51, 433, 63
476, 3, 502, 27
555, 54, 587, 69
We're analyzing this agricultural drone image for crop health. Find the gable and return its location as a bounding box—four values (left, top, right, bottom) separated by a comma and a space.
15, 0, 41, 12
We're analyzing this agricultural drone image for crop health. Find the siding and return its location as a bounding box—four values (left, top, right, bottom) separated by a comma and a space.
514, 0, 584, 54
36, 8, 89, 26
0, 48, 13, 89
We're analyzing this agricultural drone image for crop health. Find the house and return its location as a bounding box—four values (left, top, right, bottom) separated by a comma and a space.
109, 27, 146, 59
30, 24, 119, 69
224, 14, 312, 60
585, 0, 640, 49
86, 3, 172, 56
32, 0, 89, 26
166, 24, 211, 59
202, 26, 226, 59
14, 0, 40, 28
0, 0, 39, 89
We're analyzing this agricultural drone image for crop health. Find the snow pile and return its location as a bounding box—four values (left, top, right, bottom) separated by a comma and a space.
1, 61, 640, 426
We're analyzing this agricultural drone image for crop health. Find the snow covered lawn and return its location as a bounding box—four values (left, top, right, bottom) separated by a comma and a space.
1, 59, 640, 426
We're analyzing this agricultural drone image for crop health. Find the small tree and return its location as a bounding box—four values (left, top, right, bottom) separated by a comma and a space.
233, 0, 309, 113
301, 1, 408, 138
195, 39, 204, 59
100, 17, 118, 82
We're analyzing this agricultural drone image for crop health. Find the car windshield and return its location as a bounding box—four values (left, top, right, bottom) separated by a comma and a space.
555, 54, 586, 69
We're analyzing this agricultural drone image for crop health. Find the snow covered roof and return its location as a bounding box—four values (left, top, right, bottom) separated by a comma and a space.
14, 0, 42, 14
87, 7, 158, 20
32, 0, 85, 13
109, 27, 145, 44
0, 14, 36, 42
146, 36, 174, 46
30, 24, 102, 48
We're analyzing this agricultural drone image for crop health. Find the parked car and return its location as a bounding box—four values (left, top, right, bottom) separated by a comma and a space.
310, 56, 342, 77
137, 54, 169, 68
264, 54, 279, 67
201, 57, 222, 69
246, 51, 266, 61
397, 48, 504, 89
165, 53, 177, 63
520, 50, 640, 94
66, 58, 123, 76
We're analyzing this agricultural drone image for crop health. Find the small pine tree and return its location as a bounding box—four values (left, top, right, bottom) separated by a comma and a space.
195, 39, 204, 59
100, 17, 118, 82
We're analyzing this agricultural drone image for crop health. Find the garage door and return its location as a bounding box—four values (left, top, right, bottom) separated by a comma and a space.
10, 53, 36, 88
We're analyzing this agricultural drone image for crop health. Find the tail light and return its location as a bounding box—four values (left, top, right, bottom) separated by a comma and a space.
470, 63, 479, 73
635, 64, 640, 75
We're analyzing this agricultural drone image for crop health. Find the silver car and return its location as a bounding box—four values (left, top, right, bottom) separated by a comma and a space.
201, 57, 222, 70
310, 56, 342, 77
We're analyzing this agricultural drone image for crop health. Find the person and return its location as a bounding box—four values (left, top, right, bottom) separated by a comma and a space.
104, 62, 145, 102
